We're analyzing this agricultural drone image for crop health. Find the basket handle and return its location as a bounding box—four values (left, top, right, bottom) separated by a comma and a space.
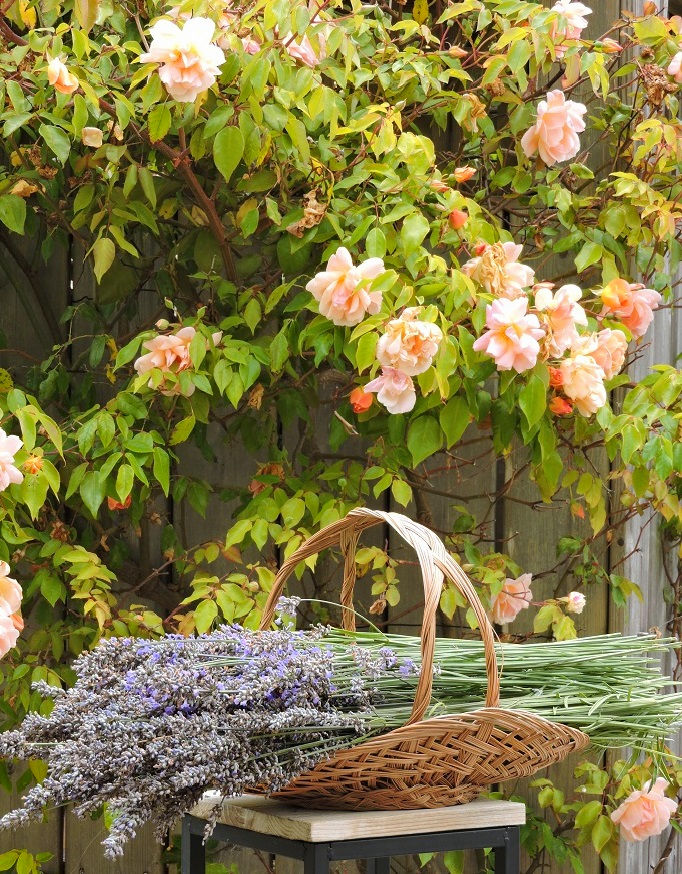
259, 507, 500, 723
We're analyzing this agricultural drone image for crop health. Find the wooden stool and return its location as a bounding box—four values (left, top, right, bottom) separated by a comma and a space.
182, 794, 525, 874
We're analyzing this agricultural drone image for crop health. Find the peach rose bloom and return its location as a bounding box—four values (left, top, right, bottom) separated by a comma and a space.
600, 278, 662, 339
462, 242, 535, 299
139, 17, 226, 103
134, 326, 221, 395
47, 57, 79, 95
0, 429, 23, 493
559, 353, 606, 416
550, 1, 592, 58
668, 52, 682, 83
535, 283, 587, 356
286, 33, 324, 67
611, 778, 678, 842
350, 387, 373, 413
573, 329, 628, 379
376, 308, 443, 376
491, 574, 532, 625
473, 298, 545, 373
0, 561, 21, 617
521, 90, 587, 166
454, 166, 476, 183
0, 612, 20, 659
363, 367, 416, 414
306, 247, 385, 326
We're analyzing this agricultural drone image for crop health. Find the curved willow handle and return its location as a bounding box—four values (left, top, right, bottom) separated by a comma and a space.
259, 508, 500, 723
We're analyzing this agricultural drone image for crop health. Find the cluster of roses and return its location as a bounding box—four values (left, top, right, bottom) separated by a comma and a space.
0, 429, 24, 658
463, 242, 661, 416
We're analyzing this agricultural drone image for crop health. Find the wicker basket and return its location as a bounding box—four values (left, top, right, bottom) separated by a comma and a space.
258, 507, 589, 810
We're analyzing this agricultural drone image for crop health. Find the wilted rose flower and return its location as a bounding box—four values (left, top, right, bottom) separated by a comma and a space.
349, 387, 373, 414
81, 127, 104, 148
305, 247, 385, 326
108, 495, 132, 511
363, 367, 416, 414
473, 298, 545, 373
550, 1, 592, 58
535, 283, 587, 356
521, 90, 587, 165
47, 56, 79, 95
611, 779, 678, 842
560, 353, 606, 415
139, 18, 226, 103
491, 574, 532, 625
22, 454, 43, 475
376, 308, 443, 376
0, 429, 23, 492
462, 242, 535, 298
562, 591, 586, 614
600, 278, 662, 339
453, 166, 476, 183
0, 562, 21, 617
668, 51, 682, 83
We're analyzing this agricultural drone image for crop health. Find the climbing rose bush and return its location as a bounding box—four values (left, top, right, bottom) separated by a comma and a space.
0, 0, 681, 870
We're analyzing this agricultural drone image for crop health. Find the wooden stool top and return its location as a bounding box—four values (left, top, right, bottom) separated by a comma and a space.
190, 794, 525, 843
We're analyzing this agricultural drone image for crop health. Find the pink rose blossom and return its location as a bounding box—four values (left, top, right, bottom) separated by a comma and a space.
363, 368, 416, 415
573, 329, 628, 379
376, 308, 443, 376
473, 298, 545, 373
561, 591, 586, 614
47, 56, 79, 95
0, 561, 21, 616
461, 241, 535, 299
600, 278, 662, 339
241, 37, 261, 55
668, 51, 682, 83
559, 353, 606, 416
521, 90, 587, 166
139, 18, 226, 103
491, 574, 532, 625
286, 33, 323, 67
306, 247, 385, 326
550, 1, 592, 58
611, 779, 678, 842
0, 429, 23, 493
535, 283, 587, 355
0, 612, 20, 659
134, 326, 222, 395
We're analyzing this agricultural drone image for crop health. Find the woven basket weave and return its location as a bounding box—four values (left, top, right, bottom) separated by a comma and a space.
258, 508, 589, 810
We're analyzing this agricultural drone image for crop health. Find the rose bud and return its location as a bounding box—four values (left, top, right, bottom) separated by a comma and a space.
448, 209, 468, 230
454, 166, 476, 183
549, 396, 573, 416
350, 386, 373, 414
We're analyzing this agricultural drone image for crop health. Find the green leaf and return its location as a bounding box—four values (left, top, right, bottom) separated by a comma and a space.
400, 212, 430, 255
575, 800, 602, 828
40, 572, 66, 607
39, 123, 71, 164
519, 374, 546, 428
533, 604, 561, 634
74, 0, 99, 31
391, 478, 412, 507
285, 117, 310, 165
407, 415, 442, 466
213, 127, 245, 184
355, 332, 377, 374
0, 851, 19, 871
170, 413, 196, 445
153, 447, 170, 496
115, 463, 134, 502
148, 104, 172, 141
439, 396, 470, 447
80, 471, 106, 517
0, 195, 26, 234
92, 237, 115, 283
193, 598, 218, 634
18, 474, 49, 520
591, 815, 614, 854
575, 241, 603, 274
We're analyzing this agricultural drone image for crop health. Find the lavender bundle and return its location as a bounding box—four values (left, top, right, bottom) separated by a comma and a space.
0, 625, 415, 857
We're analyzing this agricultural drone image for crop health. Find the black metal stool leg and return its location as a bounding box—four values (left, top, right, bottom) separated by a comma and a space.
303, 843, 330, 874
181, 816, 206, 874
366, 857, 391, 874
494, 827, 520, 874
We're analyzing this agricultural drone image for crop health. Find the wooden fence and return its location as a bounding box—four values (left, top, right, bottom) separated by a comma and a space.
0, 1, 680, 871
